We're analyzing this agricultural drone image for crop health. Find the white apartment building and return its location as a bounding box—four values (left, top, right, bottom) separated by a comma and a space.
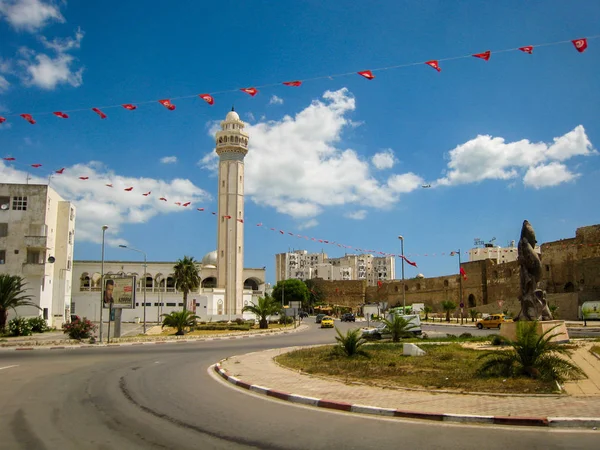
469, 242, 540, 264
0, 183, 75, 328
275, 250, 395, 286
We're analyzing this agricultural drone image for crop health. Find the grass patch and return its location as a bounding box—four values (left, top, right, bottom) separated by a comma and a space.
275, 343, 558, 394
591, 345, 600, 356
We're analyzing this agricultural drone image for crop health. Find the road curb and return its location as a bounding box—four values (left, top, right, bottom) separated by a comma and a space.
212, 362, 600, 429
0, 325, 308, 352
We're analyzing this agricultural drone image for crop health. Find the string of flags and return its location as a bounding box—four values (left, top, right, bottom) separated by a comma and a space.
0, 35, 595, 125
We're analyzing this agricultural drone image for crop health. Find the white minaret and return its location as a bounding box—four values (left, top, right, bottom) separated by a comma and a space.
215, 108, 249, 317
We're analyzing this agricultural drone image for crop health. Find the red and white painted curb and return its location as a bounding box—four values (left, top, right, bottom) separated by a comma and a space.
0, 325, 308, 352
213, 362, 600, 429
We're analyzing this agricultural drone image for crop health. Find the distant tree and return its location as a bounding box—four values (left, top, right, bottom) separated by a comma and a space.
0, 274, 38, 332
272, 279, 309, 308
304, 279, 325, 310
173, 256, 201, 311
441, 301, 457, 322
242, 295, 282, 329
469, 309, 479, 322
423, 306, 432, 321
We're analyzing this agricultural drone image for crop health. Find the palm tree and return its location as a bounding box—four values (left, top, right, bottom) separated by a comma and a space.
423, 306, 432, 321
0, 274, 39, 332
242, 295, 282, 329
381, 315, 418, 342
161, 310, 199, 335
335, 327, 368, 357
469, 309, 478, 322
173, 256, 201, 311
477, 321, 585, 382
441, 301, 457, 322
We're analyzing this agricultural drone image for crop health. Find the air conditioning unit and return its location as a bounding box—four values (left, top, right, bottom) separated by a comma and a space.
0, 203, 9, 210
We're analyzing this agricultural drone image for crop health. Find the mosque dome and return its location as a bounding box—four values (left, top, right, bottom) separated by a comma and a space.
201, 250, 217, 267
416, 273, 425, 279
225, 110, 240, 121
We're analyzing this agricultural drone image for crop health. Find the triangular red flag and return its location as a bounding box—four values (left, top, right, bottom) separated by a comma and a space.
403, 255, 418, 268
472, 50, 491, 61
198, 94, 214, 105
256, 223, 262, 226
572, 38, 588, 53
357, 70, 375, 80
283, 80, 302, 87
53, 111, 69, 119
106, 183, 113, 187
224, 215, 232, 219
197, 208, 204, 211
237, 219, 244, 223
158, 99, 176, 110
3, 157, 15, 161
124, 187, 133, 191
175, 202, 181, 206
122, 104, 137, 110
377, 280, 382, 288
460, 267, 468, 281
279, 230, 285, 234
79, 176, 89, 180
159, 197, 167, 201
519, 46, 533, 54
92, 108, 107, 119
55, 168, 65, 174
0, 117, 6, 124
183, 202, 191, 206
425, 60, 441, 72
143, 191, 151, 196
20, 114, 36, 124
31, 164, 42, 168
240, 87, 258, 97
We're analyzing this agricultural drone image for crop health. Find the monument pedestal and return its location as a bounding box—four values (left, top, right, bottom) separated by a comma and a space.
500, 320, 569, 343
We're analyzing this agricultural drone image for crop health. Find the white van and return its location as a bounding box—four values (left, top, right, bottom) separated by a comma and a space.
383, 313, 422, 335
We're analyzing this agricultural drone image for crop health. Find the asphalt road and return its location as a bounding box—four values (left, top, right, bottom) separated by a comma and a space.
0, 321, 597, 450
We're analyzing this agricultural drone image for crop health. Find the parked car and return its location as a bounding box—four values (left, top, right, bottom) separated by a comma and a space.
315, 314, 326, 323
476, 314, 513, 329
340, 313, 355, 322
320, 316, 334, 328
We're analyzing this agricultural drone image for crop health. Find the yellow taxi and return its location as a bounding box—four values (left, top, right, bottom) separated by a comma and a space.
476, 314, 513, 329
320, 316, 334, 328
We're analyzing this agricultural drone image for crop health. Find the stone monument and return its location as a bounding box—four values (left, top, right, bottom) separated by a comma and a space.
501, 220, 569, 342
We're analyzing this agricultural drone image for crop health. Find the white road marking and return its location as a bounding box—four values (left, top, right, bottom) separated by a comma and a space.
0, 365, 19, 370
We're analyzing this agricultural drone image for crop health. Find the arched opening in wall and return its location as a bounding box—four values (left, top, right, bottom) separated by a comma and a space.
80, 273, 90, 290
444, 280, 449, 288
166, 276, 176, 292
243, 278, 260, 291
416, 283, 421, 291
468, 294, 476, 308
145, 275, 153, 291
155, 274, 164, 292
395, 286, 399, 292
91, 273, 102, 291
564, 282, 575, 293
202, 277, 217, 288
404, 285, 408, 292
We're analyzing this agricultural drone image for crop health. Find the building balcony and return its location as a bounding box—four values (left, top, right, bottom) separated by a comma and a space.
22, 263, 45, 276
23, 236, 49, 249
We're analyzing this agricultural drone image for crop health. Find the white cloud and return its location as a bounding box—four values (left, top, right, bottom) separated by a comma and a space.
201, 88, 424, 220
298, 219, 318, 229
160, 156, 178, 164
437, 125, 596, 188
345, 210, 367, 220
269, 95, 284, 105
523, 162, 579, 189
0, 75, 8, 92
246, 112, 255, 122
40, 26, 84, 52
371, 149, 395, 170
0, 160, 211, 246
0, 0, 64, 32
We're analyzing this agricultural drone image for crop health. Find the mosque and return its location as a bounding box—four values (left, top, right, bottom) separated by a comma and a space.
71, 109, 266, 322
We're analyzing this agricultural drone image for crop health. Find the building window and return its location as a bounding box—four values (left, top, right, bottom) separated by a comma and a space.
67, 259, 72, 270
70, 208, 75, 220
0, 249, 5, 264
444, 280, 449, 288
26, 249, 41, 264
68, 231, 73, 244
12, 196, 28, 211
545, 265, 550, 272
166, 302, 176, 307
0, 196, 9, 209
0, 223, 7, 237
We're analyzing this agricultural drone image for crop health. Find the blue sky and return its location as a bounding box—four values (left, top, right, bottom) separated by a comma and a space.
1, 0, 599, 284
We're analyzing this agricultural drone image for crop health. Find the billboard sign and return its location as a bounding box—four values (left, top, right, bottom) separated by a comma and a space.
103, 276, 136, 309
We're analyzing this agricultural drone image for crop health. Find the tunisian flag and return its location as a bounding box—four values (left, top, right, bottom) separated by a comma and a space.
572, 38, 588, 53
198, 94, 214, 105
158, 99, 176, 110
425, 60, 441, 72
460, 267, 467, 281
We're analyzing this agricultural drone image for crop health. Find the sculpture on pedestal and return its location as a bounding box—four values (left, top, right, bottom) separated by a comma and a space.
515, 220, 553, 321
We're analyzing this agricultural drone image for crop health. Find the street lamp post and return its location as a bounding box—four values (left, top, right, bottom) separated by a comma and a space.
451, 249, 464, 325
398, 236, 405, 313
119, 245, 147, 334
99, 225, 108, 343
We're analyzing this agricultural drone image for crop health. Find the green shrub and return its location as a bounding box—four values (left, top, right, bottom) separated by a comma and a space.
491, 335, 508, 346
63, 317, 96, 340
8, 317, 33, 336
460, 332, 473, 339
195, 325, 250, 331
279, 316, 294, 325
28, 316, 49, 333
